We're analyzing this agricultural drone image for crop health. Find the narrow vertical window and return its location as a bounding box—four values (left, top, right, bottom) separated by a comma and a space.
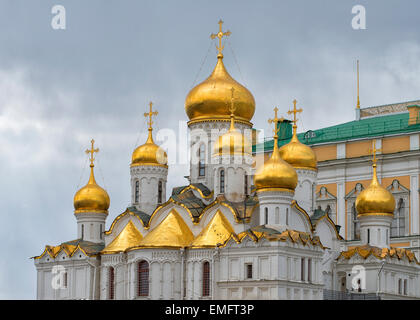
244, 174, 248, 196
202, 261, 210, 297
135, 180, 139, 203
353, 203, 360, 240
220, 170, 225, 193
301, 258, 305, 281
246, 264, 253, 279
264, 208, 268, 225
138, 261, 149, 297
275, 207, 279, 224
398, 279, 402, 295
81, 224, 84, 240
404, 279, 408, 295
367, 229, 370, 244
286, 208, 289, 225
158, 181, 163, 204
307, 258, 312, 282
100, 224, 103, 240
109, 267, 115, 300
63, 271, 68, 289
398, 199, 405, 236
199, 144, 205, 177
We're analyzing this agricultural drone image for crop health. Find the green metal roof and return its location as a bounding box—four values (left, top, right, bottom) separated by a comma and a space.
254, 111, 420, 153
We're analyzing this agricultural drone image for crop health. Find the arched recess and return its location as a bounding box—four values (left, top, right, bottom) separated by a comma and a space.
314, 215, 341, 250
290, 201, 313, 233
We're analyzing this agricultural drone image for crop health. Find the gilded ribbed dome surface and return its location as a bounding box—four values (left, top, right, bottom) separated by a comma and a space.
185, 56, 255, 124
74, 165, 110, 214
355, 164, 395, 216
279, 134, 317, 170
254, 141, 298, 192
131, 129, 168, 167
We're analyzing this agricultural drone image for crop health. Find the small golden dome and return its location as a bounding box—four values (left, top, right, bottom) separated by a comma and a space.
279, 130, 317, 171
132, 102, 168, 167
213, 108, 252, 156
356, 164, 395, 216
74, 164, 110, 214
131, 129, 168, 167
254, 132, 298, 192
185, 55, 255, 124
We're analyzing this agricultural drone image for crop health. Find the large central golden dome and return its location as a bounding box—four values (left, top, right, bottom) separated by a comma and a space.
185, 54, 255, 124
356, 163, 395, 216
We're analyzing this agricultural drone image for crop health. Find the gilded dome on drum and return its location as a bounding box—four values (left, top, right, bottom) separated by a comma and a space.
185, 55, 255, 124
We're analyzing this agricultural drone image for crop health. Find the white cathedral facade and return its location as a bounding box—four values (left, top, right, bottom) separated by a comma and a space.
33, 22, 420, 300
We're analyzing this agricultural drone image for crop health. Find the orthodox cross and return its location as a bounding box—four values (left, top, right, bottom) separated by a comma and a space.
210, 19, 231, 56
287, 99, 302, 126
144, 101, 158, 130
86, 139, 99, 167
369, 139, 382, 165
268, 107, 285, 136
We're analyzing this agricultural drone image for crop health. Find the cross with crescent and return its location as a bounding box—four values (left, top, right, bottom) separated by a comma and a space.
268, 107, 285, 137
210, 19, 231, 57
144, 101, 158, 130
369, 139, 382, 165
287, 99, 303, 126
85, 139, 99, 167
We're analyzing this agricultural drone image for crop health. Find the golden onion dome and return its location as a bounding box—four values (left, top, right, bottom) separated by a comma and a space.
213, 104, 252, 156
279, 126, 317, 171
185, 54, 255, 125
74, 158, 110, 214
131, 128, 168, 167
254, 130, 298, 192
355, 163, 395, 216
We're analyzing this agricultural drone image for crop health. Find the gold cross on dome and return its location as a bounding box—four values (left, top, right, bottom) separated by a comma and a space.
287, 99, 303, 126
144, 101, 158, 130
210, 19, 231, 56
85, 139, 99, 167
369, 139, 382, 164
268, 107, 285, 136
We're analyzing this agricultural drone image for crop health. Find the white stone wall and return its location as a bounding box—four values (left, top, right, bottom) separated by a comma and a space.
359, 215, 393, 248
130, 165, 168, 215
188, 121, 252, 190
336, 258, 420, 299
34, 253, 100, 300
294, 169, 317, 215
75, 212, 107, 243
256, 191, 294, 226
212, 154, 253, 202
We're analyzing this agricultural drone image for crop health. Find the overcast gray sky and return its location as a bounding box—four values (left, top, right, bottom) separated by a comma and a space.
1, 0, 420, 299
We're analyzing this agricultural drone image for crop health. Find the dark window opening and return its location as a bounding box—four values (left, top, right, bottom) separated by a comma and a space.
137, 261, 149, 297
202, 261, 210, 297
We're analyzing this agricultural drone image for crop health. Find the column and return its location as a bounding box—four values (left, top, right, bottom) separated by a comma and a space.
410, 175, 419, 234
337, 181, 346, 238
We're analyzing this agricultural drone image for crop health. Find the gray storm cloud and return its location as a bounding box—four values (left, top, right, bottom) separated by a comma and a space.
0, 0, 419, 298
